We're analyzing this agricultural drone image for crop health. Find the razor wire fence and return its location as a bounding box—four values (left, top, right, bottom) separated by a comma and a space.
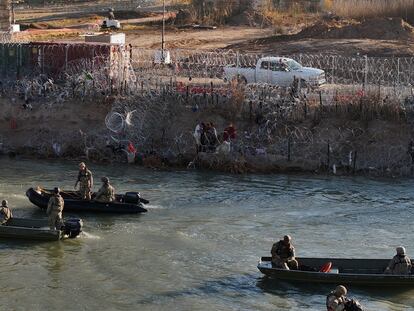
129, 48, 414, 97
0, 42, 414, 98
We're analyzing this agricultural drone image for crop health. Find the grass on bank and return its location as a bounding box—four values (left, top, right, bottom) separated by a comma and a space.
331, 0, 414, 19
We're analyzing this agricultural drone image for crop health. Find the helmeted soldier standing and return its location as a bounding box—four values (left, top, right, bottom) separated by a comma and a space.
94, 177, 115, 203
385, 246, 412, 275
0, 200, 13, 225
75, 162, 93, 200
47, 187, 64, 230
271, 235, 299, 270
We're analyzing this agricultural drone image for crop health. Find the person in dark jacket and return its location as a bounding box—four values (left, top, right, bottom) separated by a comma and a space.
270, 235, 299, 270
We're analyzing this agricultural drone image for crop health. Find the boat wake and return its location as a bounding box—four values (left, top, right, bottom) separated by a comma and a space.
81, 232, 101, 240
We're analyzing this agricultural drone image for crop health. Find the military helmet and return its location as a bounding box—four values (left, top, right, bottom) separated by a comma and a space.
54, 187, 60, 194
101, 177, 109, 183
334, 285, 347, 296
1, 199, 8, 207
397, 246, 406, 255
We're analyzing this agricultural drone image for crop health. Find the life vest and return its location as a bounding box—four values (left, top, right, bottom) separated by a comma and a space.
78, 169, 92, 184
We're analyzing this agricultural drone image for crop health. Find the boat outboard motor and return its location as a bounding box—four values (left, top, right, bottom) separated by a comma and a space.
63, 218, 83, 238
345, 299, 364, 311
124, 192, 141, 204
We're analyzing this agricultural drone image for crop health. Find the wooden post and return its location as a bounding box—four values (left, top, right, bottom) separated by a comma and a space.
353, 151, 357, 174
287, 137, 291, 162
327, 140, 330, 172
304, 100, 307, 119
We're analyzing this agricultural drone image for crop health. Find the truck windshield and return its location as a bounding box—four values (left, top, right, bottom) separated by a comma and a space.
287, 60, 302, 70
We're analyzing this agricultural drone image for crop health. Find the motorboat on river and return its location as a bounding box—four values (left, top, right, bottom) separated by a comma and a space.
0, 218, 83, 241
26, 187, 148, 214
258, 256, 414, 286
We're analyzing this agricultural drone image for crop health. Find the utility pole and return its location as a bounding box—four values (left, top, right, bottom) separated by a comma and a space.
11, 1, 16, 25
161, 0, 165, 61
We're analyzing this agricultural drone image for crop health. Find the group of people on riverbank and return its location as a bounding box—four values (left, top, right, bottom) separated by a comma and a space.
194, 121, 237, 153
1, 162, 117, 230
271, 235, 413, 310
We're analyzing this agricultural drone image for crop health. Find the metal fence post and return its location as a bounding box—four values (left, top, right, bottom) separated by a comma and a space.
397, 57, 400, 86
364, 55, 368, 91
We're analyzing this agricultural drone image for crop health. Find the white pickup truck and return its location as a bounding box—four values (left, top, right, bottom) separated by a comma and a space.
223, 57, 326, 87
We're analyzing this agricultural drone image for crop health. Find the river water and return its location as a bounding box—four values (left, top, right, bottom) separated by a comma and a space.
0, 157, 414, 311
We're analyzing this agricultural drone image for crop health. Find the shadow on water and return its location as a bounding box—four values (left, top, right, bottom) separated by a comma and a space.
0, 238, 54, 250
136, 273, 261, 305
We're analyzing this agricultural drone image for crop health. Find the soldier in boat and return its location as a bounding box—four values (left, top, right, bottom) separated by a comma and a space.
47, 187, 64, 230
271, 235, 299, 270
0, 200, 13, 225
94, 177, 116, 203
75, 162, 93, 200
385, 246, 412, 275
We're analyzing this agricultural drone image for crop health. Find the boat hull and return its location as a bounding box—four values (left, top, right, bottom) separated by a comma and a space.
258, 257, 414, 286
0, 218, 63, 241
26, 188, 148, 214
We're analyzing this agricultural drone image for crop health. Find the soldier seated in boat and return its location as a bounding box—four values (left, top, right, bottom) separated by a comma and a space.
385, 246, 412, 275
94, 177, 116, 203
0, 200, 13, 225
47, 188, 64, 230
271, 235, 299, 270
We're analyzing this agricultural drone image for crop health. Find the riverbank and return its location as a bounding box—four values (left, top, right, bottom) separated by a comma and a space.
1, 88, 413, 177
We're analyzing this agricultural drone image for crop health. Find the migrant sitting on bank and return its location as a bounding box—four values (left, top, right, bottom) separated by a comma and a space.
75, 162, 93, 200
47, 187, 64, 230
385, 246, 412, 275
94, 177, 116, 203
271, 235, 299, 270
0, 199, 13, 225
326, 285, 365, 311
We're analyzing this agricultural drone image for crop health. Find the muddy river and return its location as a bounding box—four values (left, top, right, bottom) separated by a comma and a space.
0, 158, 413, 310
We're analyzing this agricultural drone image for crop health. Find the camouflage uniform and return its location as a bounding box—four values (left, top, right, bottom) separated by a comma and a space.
326, 292, 346, 311
47, 194, 64, 230
271, 239, 298, 270
95, 183, 115, 203
77, 168, 93, 200
385, 254, 412, 275
0, 205, 12, 225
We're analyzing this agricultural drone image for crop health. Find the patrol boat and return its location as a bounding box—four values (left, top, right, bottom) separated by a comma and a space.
258, 257, 414, 286
0, 218, 83, 241
26, 187, 148, 214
